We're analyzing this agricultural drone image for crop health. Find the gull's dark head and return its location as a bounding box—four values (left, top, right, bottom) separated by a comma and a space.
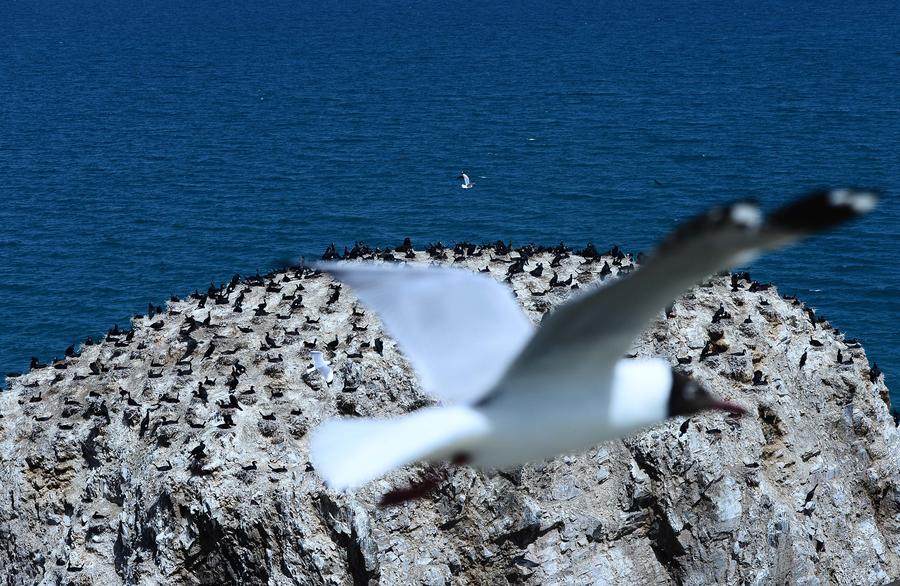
668, 370, 745, 417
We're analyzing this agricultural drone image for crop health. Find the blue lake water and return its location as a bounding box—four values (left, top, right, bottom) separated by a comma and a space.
2, 1, 898, 398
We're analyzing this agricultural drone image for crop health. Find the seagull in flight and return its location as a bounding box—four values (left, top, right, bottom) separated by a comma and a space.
458, 172, 475, 189
310, 189, 877, 499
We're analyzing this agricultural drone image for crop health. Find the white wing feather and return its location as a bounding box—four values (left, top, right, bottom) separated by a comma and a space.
317, 261, 534, 404
310, 406, 490, 490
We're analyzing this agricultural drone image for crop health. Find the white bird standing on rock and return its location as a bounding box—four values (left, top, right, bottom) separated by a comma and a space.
308, 351, 334, 384
310, 189, 877, 502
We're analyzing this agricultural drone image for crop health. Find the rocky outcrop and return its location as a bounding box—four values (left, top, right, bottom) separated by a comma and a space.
1, 241, 897, 585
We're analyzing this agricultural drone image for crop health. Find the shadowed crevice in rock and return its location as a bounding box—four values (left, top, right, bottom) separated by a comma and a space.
316, 493, 380, 586
647, 501, 686, 586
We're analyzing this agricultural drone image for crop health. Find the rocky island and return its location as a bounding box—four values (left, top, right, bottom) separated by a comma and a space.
1, 241, 897, 585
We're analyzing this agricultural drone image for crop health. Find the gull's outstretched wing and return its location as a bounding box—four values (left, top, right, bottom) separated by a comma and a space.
316, 262, 535, 404
500, 189, 878, 397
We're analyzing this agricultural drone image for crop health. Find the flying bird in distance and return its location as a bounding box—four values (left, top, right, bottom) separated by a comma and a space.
310, 189, 878, 497
458, 172, 475, 189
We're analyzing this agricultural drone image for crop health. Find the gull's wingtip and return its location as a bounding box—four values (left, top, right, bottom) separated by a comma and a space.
829, 188, 878, 213
769, 188, 879, 232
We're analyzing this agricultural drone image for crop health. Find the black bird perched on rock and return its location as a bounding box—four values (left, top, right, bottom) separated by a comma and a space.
190, 442, 207, 459
138, 411, 150, 438
809, 338, 823, 348
65, 344, 79, 358
712, 304, 731, 323
194, 383, 208, 404
870, 362, 883, 383
529, 263, 544, 277
159, 392, 179, 404
218, 413, 236, 429
218, 394, 241, 410
326, 337, 339, 351
752, 370, 768, 386
374, 338, 384, 355
203, 343, 215, 359
799, 350, 808, 369
181, 316, 199, 334
505, 258, 526, 278
327, 286, 341, 305
30, 357, 47, 370
180, 336, 198, 361
804, 307, 816, 328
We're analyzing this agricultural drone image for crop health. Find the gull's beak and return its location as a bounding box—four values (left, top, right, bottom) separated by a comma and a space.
708, 398, 746, 416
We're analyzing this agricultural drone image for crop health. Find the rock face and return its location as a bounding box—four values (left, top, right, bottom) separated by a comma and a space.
1, 242, 897, 585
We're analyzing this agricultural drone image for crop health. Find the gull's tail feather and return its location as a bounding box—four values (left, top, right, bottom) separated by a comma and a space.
310, 406, 490, 491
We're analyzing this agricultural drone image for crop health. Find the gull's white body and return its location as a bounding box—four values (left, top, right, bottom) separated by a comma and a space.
471, 359, 671, 468
309, 189, 877, 491
460, 173, 474, 189
313, 361, 670, 490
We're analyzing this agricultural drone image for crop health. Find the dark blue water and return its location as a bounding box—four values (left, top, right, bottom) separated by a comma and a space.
2, 1, 898, 397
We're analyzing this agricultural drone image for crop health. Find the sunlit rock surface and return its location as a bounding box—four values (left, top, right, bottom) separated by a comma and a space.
1, 242, 897, 585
